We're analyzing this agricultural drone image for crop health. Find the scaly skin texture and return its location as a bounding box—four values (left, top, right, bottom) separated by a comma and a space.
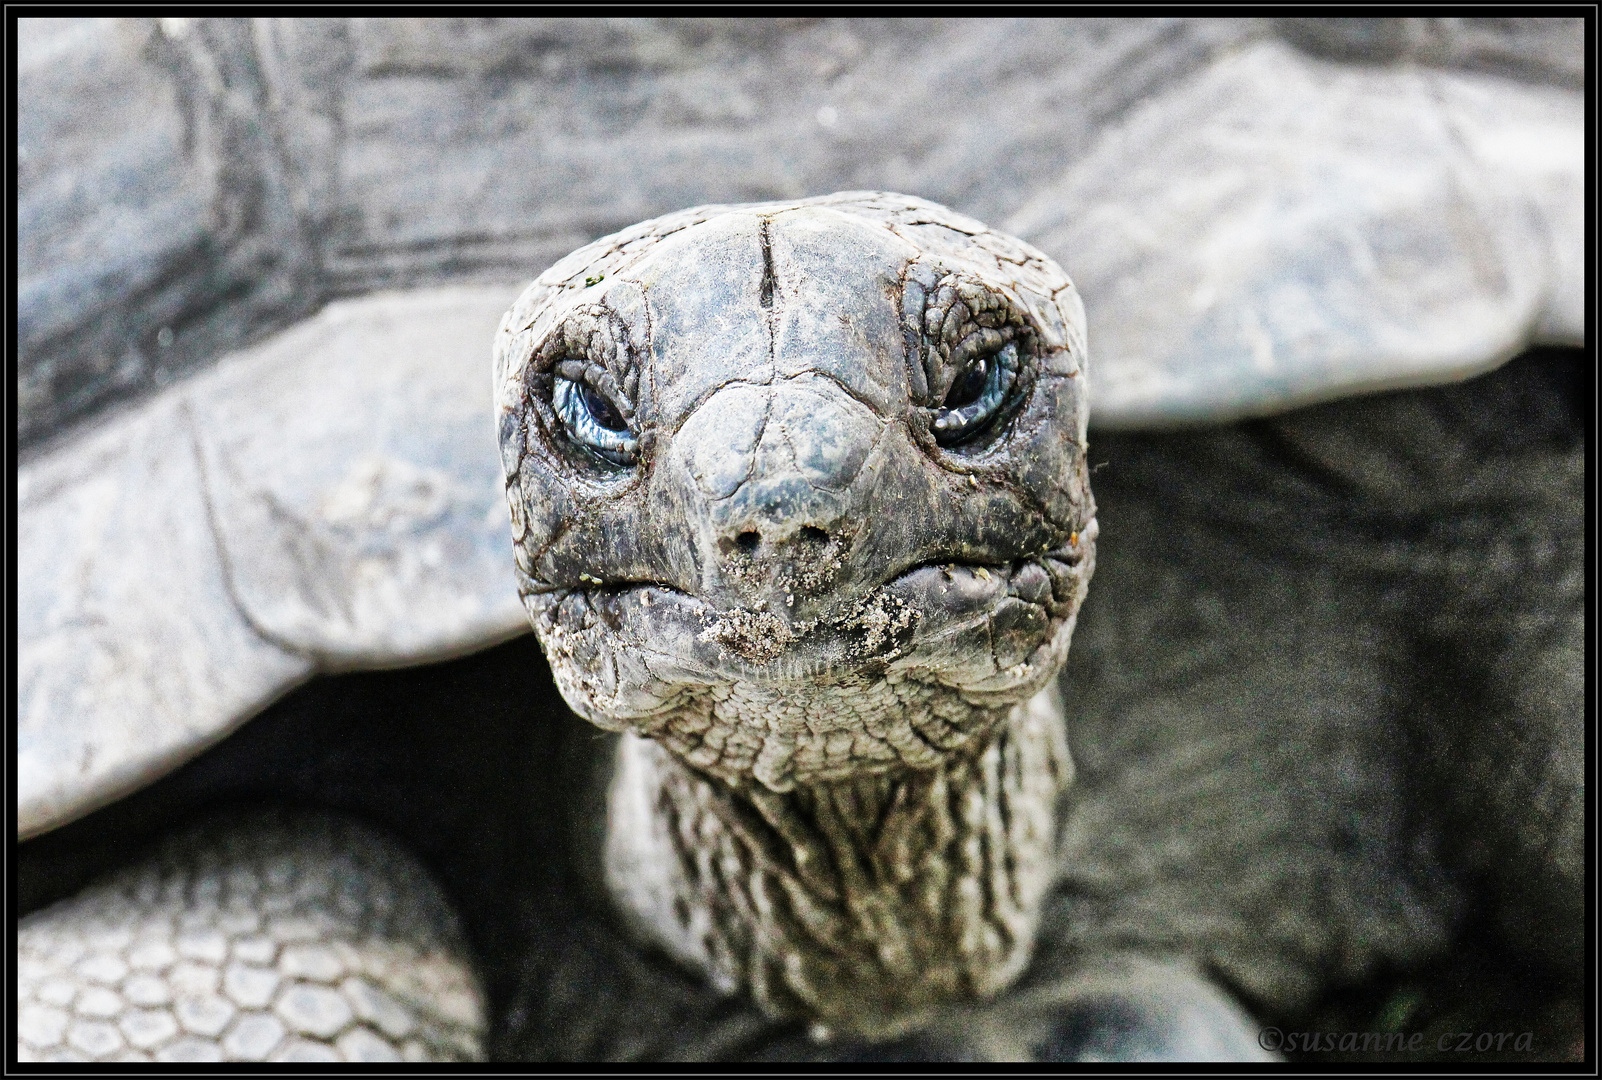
16, 809, 484, 1063
496, 193, 1095, 1032
606, 689, 1071, 1038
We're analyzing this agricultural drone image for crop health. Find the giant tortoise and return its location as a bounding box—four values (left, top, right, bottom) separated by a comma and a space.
17, 23, 1584, 1064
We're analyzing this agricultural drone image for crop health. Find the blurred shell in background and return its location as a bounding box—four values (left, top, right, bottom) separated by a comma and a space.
16, 17, 1584, 838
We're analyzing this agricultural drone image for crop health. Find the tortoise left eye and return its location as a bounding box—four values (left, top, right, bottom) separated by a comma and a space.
552, 375, 638, 467
580, 382, 628, 432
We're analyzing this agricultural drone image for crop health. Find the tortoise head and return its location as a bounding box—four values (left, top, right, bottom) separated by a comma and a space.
495, 193, 1095, 792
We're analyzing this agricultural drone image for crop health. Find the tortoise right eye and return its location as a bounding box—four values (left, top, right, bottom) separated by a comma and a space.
942, 355, 990, 410
931, 341, 1019, 447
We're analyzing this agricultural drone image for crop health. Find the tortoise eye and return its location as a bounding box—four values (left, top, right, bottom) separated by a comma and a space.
579, 381, 628, 432
932, 342, 1018, 446
553, 375, 638, 466
942, 355, 990, 410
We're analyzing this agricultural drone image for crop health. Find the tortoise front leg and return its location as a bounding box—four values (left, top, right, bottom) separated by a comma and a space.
16, 808, 484, 1063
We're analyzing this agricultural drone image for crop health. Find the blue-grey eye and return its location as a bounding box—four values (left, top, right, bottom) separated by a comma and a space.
933, 341, 1018, 445
553, 375, 639, 466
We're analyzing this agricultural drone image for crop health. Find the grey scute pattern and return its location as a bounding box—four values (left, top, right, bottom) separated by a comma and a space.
18, 18, 1581, 448
16, 285, 524, 841
16, 809, 485, 1062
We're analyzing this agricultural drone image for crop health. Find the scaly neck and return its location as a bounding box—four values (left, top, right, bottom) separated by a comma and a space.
603, 688, 1072, 1039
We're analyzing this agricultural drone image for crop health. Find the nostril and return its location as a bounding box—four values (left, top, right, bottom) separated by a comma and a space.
798, 526, 829, 545
735, 530, 761, 553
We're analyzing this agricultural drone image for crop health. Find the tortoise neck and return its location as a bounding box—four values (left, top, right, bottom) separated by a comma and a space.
603, 689, 1072, 1038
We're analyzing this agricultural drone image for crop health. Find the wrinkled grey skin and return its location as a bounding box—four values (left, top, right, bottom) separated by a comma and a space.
495, 193, 1094, 792
494, 193, 1100, 1036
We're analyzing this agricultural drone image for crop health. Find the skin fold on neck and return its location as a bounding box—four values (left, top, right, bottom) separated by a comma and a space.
604, 686, 1072, 1039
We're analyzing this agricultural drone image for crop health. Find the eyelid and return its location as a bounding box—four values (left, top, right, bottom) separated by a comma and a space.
952, 327, 1008, 366
555, 359, 629, 410
940, 327, 1009, 400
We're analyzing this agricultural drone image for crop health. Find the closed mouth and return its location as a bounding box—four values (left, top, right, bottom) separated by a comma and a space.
527, 533, 1092, 675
